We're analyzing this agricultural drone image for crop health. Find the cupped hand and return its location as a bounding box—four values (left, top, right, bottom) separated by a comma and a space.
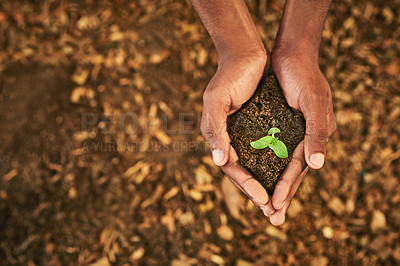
201, 51, 277, 216
267, 50, 337, 225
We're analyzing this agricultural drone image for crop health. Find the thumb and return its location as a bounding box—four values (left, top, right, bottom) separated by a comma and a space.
201, 94, 230, 167
301, 95, 329, 169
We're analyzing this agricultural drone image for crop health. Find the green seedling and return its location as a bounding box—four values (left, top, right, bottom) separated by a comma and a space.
250, 127, 288, 159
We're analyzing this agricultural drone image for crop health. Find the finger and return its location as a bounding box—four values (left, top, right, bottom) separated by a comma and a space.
288, 166, 309, 200
269, 167, 308, 226
222, 146, 275, 215
299, 92, 329, 169
262, 200, 276, 217
272, 140, 306, 210
201, 91, 230, 166
327, 99, 337, 137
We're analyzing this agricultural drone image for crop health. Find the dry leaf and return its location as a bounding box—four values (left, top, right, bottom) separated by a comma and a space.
3, 169, 18, 182
236, 259, 254, 266
130, 247, 145, 261
70, 87, 86, 103
155, 130, 172, 145
210, 254, 225, 265
68, 187, 77, 199
328, 197, 346, 215
73, 131, 89, 142
216, 225, 234, 241
161, 209, 176, 233
149, 50, 170, 64
221, 176, 249, 226
265, 226, 287, 241
163, 186, 180, 201
109, 32, 124, 42
178, 212, 194, 226
311, 257, 328, 266
195, 166, 213, 185
77, 15, 99, 30
322, 226, 334, 239
189, 189, 203, 201
89, 257, 110, 266
286, 198, 303, 217
371, 211, 386, 232
72, 69, 89, 85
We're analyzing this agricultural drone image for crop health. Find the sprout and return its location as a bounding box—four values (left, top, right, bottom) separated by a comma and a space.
250, 127, 288, 159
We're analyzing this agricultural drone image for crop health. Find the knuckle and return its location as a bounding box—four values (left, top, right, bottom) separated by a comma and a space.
300, 90, 328, 106
224, 157, 239, 168
328, 121, 337, 137
226, 175, 240, 189
328, 114, 337, 135
200, 124, 216, 142
202, 89, 217, 104
241, 176, 254, 188
277, 178, 292, 188
312, 91, 328, 101
306, 129, 329, 144
289, 155, 305, 169
202, 90, 211, 103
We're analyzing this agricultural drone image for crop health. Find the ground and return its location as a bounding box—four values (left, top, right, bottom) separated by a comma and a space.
0, 0, 399, 265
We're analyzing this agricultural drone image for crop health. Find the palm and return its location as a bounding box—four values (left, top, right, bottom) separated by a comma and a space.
264, 53, 336, 225
205, 57, 268, 116
200, 54, 277, 217
272, 57, 331, 113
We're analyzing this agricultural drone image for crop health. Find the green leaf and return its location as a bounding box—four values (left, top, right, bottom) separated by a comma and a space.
268, 127, 281, 136
268, 139, 288, 158
250, 136, 273, 149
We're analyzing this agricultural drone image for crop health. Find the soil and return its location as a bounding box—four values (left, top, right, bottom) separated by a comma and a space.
228, 72, 305, 195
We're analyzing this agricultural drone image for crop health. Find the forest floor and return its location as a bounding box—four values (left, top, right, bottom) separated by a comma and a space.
0, 0, 399, 265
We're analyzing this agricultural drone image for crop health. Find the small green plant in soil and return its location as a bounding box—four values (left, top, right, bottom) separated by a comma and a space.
250, 127, 288, 159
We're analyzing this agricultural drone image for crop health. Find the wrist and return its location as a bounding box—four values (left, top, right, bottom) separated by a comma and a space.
272, 38, 319, 65
273, 0, 331, 65
217, 43, 268, 70
272, 44, 319, 69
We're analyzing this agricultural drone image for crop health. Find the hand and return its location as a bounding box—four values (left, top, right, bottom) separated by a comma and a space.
201, 51, 277, 216
267, 49, 337, 225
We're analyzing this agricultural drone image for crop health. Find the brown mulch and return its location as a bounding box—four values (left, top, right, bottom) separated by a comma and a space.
0, 0, 399, 265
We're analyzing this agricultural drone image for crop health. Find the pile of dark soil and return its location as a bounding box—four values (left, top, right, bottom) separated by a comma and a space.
228, 72, 305, 194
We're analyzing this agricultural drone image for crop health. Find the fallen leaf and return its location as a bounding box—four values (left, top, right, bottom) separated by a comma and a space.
328, 197, 346, 215
72, 69, 89, 85
189, 189, 203, 201
311, 256, 328, 266
265, 225, 287, 241
130, 247, 145, 261
163, 186, 180, 201
370, 210, 386, 232
149, 50, 170, 64
3, 169, 18, 182
221, 176, 249, 226
236, 259, 254, 266
322, 226, 334, 239
178, 212, 194, 226
216, 225, 234, 241
286, 198, 303, 217
210, 254, 225, 265
89, 257, 110, 266
155, 130, 171, 145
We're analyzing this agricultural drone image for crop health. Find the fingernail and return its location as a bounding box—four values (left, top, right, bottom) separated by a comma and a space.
260, 205, 275, 216
212, 150, 225, 166
310, 153, 325, 169
242, 179, 268, 206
